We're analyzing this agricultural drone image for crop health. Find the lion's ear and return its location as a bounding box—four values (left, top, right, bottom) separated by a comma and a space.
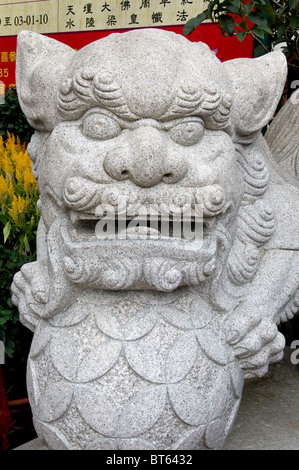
16, 30, 76, 132
223, 51, 287, 141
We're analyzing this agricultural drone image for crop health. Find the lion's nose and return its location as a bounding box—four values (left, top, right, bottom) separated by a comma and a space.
103, 127, 187, 188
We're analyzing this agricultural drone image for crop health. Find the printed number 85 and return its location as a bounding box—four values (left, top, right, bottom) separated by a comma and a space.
0, 69, 9, 78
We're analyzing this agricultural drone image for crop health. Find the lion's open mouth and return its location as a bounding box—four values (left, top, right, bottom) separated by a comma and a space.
55, 202, 233, 291
68, 209, 212, 243
55, 184, 234, 291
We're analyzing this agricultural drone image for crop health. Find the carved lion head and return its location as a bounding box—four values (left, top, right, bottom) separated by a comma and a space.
16, 29, 287, 293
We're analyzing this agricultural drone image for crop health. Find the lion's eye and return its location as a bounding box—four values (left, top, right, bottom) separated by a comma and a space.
168, 120, 204, 146
82, 113, 121, 140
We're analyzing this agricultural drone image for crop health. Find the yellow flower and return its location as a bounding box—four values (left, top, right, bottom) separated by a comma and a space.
0, 174, 14, 201
0, 135, 4, 152
10, 195, 28, 224
2, 153, 13, 175
4, 132, 20, 154
15, 151, 28, 170
15, 165, 23, 183
23, 166, 37, 192
4, 132, 13, 154
9, 149, 18, 164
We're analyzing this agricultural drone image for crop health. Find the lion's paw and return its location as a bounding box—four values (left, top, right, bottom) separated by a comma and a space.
224, 304, 285, 379
233, 323, 285, 378
11, 261, 49, 331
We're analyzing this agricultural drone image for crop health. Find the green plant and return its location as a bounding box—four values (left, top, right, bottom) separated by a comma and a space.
0, 132, 39, 365
0, 132, 40, 254
0, 245, 34, 362
0, 87, 38, 405
183, 0, 299, 71
0, 86, 34, 144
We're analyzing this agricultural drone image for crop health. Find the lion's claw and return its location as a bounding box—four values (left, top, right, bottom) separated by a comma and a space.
11, 261, 49, 331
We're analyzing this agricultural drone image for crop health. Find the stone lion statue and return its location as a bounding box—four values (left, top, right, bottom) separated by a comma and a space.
11, 28, 299, 450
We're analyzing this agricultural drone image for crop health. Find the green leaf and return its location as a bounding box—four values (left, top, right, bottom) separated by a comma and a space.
0, 214, 8, 225
239, 18, 247, 30
247, 11, 268, 26
193, 11, 208, 28
253, 44, 268, 57
183, 19, 195, 36
226, 4, 240, 14
290, 16, 299, 28
277, 23, 288, 38
219, 14, 235, 36
236, 30, 247, 42
251, 27, 265, 39
24, 234, 30, 252
255, 4, 277, 23
0, 316, 11, 326
258, 24, 273, 34
183, 11, 207, 35
3, 221, 11, 243
243, 1, 254, 16
277, 6, 288, 19
289, 0, 299, 10
18, 232, 25, 252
